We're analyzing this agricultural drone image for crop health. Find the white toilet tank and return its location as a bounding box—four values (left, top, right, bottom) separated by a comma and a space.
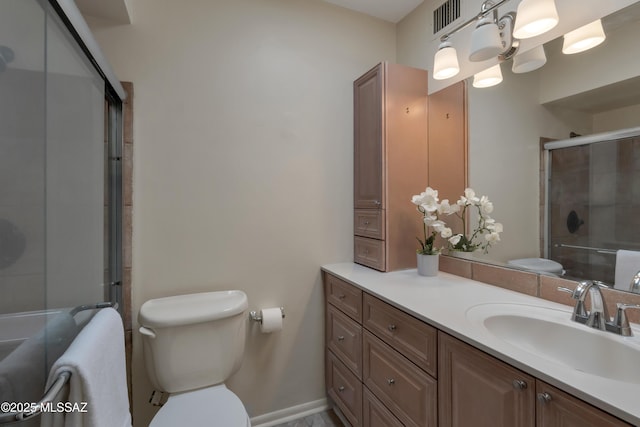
138, 290, 248, 393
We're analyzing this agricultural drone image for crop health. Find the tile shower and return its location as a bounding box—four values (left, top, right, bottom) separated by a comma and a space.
547, 135, 640, 284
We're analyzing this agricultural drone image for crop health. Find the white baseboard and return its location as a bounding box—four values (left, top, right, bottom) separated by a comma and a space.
250, 398, 329, 427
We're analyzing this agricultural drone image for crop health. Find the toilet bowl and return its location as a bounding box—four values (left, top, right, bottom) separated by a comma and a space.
507, 257, 564, 275
149, 385, 250, 427
138, 290, 250, 426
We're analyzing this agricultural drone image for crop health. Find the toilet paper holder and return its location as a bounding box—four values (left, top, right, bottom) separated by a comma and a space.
249, 307, 285, 323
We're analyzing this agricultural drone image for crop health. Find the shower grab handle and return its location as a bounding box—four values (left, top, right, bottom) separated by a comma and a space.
0, 371, 71, 424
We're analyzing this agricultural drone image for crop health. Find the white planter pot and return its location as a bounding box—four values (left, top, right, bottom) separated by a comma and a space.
417, 253, 439, 277
449, 250, 475, 260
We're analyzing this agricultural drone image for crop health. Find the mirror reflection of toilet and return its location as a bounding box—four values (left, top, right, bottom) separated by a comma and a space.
507, 258, 564, 276
138, 291, 251, 426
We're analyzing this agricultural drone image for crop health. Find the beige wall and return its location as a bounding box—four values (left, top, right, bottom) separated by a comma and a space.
89, 0, 395, 425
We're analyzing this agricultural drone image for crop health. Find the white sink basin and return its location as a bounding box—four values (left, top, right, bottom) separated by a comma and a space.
465, 303, 640, 384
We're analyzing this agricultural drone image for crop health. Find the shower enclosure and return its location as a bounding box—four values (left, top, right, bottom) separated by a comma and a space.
545, 128, 640, 284
0, 0, 124, 417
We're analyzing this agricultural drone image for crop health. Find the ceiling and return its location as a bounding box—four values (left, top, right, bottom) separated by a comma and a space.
75, 0, 131, 24
74, 0, 420, 25
321, 0, 423, 23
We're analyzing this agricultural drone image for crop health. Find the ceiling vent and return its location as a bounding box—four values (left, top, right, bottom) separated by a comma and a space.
433, 0, 461, 34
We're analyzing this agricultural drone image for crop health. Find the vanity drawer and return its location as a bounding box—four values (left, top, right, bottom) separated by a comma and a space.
324, 272, 363, 322
363, 293, 437, 377
354, 209, 385, 239
326, 304, 362, 378
354, 236, 386, 271
363, 387, 403, 427
327, 350, 362, 427
363, 331, 437, 427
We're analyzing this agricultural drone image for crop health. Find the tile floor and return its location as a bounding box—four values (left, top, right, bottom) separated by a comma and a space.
272, 409, 343, 427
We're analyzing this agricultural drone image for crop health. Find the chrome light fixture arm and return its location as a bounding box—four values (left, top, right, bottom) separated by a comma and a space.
439, 0, 513, 43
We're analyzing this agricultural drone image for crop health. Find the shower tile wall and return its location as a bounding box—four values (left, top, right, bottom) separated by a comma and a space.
549, 137, 640, 284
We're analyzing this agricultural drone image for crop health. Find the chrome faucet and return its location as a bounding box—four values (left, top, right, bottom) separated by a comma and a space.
559, 280, 640, 336
559, 280, 609, 330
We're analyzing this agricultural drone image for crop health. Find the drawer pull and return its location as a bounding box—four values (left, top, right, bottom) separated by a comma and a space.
537, 392, 552, 403
512, 380, 528, 390
363, 220, 370, 225
387, 378, 395, 385
337, 294, 346, 300
373, 200, 381, 206
388, 324, 397, 332
338, 385, 345, 392
337, 335, 345, 341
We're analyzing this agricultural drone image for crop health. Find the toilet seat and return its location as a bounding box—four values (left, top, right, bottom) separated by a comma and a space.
507, 257, 564, 275
150, 384, 250, 427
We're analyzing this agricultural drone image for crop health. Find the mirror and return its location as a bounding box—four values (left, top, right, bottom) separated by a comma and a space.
452, 1, 640, 291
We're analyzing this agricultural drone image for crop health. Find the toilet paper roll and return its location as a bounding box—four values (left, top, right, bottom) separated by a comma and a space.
260, 308, 283, 333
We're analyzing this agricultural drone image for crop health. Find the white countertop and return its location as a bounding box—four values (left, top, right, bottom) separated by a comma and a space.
322, 262, 640, 426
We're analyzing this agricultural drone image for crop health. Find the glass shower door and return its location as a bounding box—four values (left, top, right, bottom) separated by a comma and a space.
0, 0, 121, 417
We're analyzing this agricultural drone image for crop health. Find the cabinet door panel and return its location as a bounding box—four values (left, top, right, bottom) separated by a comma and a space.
354, 209, 385, 239
326, 304, 362, 379
324, 272, 363, 322
363, 293, 437, 377
439, 332, 535, 427
536, 380, 631, 427
354, 237, 385, 271
363, 387, 404, 427
327, 350, 362, 427
354, 63, 383, 209
364, 331, 437, 427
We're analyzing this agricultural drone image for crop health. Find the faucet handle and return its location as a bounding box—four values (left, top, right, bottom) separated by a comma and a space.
557, 286, 588, 319
612, 303, 640, 337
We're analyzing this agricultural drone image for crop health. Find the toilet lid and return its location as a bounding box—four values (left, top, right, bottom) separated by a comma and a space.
150, 385, 250, 427
507, 257, 564, 274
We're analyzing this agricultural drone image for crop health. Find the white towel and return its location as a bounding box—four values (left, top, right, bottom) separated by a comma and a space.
41, 308, 132, 427
614, 250, 640, 291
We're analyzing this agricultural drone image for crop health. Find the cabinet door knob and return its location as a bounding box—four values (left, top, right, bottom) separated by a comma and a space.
337, 335, 345, 341
337, 294, 346, 300
373, 200, 381, 206
388, 324, 397, 331
338, 386, 345, 392
387, 378, 395, 385
537, 392, 552, 403
363, 220, 370, 225
512, 380, 528, 390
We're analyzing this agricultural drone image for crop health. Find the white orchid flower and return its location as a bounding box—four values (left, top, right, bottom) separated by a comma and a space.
479, 196, 493, 214
440, 227, 453, 238
449, 234, 462, 245
485, 232, 501, 243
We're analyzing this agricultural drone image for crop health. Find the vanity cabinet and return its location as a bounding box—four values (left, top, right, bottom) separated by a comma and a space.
353, 62, 429, 272
536, 380, 630, 427
439, 332, 535, 427
323, 270, 634, 427
324, 272, 437, 427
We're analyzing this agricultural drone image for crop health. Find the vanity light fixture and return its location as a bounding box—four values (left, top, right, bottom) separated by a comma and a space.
434, 0, 518, 80
472, 64, 503, 88
433, 39, 460, 80
512, 44, 546, 73
562, 19, 606, 54
512, 0, 559, 39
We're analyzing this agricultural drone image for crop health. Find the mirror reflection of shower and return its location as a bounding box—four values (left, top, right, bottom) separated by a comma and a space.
0, 46, 14, 72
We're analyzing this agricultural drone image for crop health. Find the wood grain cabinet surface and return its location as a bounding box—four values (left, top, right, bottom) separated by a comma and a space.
439, 331, 535, 427
535, 380, 631, 427
353, 62, 429, 272
324, 272, 630, 427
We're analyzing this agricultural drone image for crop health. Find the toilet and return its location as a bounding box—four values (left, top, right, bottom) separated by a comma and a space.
507, 257, 564, 275
138, 290, 251, 426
